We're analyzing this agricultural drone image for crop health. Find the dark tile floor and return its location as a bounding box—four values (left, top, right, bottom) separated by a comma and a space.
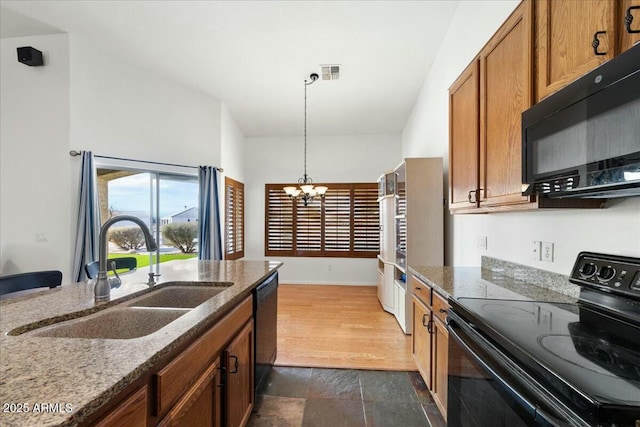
248, 367, 446, 427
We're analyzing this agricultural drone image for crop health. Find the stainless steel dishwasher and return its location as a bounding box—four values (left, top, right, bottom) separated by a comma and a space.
253, 272, 278, 393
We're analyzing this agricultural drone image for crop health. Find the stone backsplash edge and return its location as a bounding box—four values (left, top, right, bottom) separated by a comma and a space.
481, 256, 580, 298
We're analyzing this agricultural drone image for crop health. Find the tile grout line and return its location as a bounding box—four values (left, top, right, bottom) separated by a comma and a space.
359, 374, 369, 427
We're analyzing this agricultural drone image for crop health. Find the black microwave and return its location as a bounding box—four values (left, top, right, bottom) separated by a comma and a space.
522, 43, 640, 199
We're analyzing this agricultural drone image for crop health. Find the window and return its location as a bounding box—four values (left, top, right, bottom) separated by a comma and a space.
225, 177, 245, 260
96, 163, 199, 272
265, 183, 379, 258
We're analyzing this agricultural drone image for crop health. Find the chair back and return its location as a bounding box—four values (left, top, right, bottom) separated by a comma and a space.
0, 270, 63, 296
84, 257, 138, 279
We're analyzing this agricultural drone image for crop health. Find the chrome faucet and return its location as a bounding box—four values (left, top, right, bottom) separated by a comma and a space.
94, 215, 157, 302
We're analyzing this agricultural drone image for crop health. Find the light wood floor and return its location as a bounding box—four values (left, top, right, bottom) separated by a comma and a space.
275, 284, 416, 371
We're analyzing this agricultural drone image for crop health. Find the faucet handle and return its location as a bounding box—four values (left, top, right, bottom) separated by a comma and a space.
108, 261, 122, 289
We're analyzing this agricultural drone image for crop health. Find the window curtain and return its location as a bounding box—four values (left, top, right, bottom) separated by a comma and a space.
72, 151, 101, 282
198, 166, 223, 260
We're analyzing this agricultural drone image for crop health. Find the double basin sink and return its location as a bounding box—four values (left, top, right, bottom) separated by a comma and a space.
16, 283, 233, 340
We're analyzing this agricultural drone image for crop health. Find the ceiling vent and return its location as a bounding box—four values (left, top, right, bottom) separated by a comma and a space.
321, 65, 340, 80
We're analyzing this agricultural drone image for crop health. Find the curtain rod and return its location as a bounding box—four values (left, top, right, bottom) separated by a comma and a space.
69, 150, 223, 173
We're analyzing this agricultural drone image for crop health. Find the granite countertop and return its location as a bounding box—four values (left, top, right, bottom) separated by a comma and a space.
0, 259, 282, 427
409, 265, 578, 304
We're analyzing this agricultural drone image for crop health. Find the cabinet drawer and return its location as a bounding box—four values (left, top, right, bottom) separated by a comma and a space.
432, 291, 449, 324
155, 296, 252, 417
411, 275, 431, 307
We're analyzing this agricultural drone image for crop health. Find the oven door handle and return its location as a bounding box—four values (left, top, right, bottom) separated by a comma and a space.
448, 322, 538, 419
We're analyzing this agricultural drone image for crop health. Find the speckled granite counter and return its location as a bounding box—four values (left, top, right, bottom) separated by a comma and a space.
409, 266, 578, 304
0, 259, 282, 427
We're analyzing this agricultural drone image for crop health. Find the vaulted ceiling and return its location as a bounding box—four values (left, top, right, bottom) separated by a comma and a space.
1, 1, 459, 137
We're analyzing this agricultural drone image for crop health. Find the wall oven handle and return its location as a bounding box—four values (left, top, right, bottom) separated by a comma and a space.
448, 321, 537, 419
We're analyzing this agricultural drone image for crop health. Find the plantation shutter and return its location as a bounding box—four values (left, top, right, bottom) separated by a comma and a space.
224, 177, 245, 260
295, 198, 322, 253
324, 187, 351, 253
353, 185, 380, 253
265, 183, 379, 258
265, 186, 294, 254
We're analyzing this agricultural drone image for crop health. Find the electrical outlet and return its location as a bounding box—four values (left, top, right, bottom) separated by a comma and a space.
477, 236, 488, 250
542, 242, 554, 262
35, 233, 48, 242
328, 264, 332, 271
532, 241, 541, 261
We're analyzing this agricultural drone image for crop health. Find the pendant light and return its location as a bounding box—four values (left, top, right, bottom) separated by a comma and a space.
283, 73, 328, 206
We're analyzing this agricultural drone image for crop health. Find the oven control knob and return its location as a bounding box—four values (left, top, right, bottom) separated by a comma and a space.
597, 266, 616, 282
579, 263, 597, 279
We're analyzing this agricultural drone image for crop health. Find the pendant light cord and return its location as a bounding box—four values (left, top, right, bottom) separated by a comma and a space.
304, 78, 308, 181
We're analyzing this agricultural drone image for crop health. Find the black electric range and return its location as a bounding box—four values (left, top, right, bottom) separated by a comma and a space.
447, 252, 640, 427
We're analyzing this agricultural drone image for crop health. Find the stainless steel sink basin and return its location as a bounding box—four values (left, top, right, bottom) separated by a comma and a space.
128, 285, 228, 309
29, 307, 189, 339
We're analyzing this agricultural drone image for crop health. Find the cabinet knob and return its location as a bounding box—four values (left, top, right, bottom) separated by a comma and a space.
415, 287, 421, 291
439, 308, 448, 314
467, 190, 476, 203
422, 313, 429, 327
626, 6, 640, 34
592, 31, 607, 56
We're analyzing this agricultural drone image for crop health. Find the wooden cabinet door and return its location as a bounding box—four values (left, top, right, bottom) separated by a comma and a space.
620, 0, 640, 52
479, 0, 533, 207
432, 316, 449, 422
412, 296, 433, 389
95, 386, 148, 427
158, 360, 221, 427
536, 0, 616, 101
449, 60, 480, 211
225, 320, 254, 427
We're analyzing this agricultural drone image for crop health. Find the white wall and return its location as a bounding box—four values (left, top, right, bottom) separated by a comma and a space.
1, 32, 228, 281
221, 103, 245, 182
1, 34, 72, 277
245, 134, 402, 284
402, 0, 640, 274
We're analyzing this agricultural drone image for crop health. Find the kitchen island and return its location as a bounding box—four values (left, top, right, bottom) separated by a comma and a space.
0, 259, 281, 427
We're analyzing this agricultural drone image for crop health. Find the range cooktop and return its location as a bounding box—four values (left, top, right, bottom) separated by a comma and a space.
455, 297, 640, 409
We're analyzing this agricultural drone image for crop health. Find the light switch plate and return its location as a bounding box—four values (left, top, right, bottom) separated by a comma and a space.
542, 241, 554, 262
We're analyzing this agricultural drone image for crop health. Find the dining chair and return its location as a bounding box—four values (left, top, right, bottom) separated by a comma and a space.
0, 270, 63, 297
84, 257, 137, 279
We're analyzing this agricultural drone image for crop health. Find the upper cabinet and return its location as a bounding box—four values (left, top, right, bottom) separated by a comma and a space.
535, 0, 616, 102
479, 0, 532, 208
620, 0, 640, 53
449, 60, 480, 211
449, 1, 533, 212
536, 0, 640, 102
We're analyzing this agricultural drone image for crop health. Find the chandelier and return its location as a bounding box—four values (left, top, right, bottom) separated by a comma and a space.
283, 73, 328, 206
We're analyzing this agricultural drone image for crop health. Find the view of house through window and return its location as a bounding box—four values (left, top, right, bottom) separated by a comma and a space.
97, 168, 199, 272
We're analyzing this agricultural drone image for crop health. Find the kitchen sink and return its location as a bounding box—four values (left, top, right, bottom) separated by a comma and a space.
128, 285, 229, 309
28, 307, 189, 339
16, 282, 234, 339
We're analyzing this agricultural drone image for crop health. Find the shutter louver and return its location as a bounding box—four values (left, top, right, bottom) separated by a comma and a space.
295, 198, 322, 253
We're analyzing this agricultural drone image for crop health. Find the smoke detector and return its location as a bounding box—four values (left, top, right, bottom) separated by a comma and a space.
320, 64, 340, 80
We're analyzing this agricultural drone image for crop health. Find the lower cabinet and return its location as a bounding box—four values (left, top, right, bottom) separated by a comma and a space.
411, 274, 449, 421
93, 295, 254, 427
224, 321, 254, 427
158, 360, 221, 427
412, 296, 432, 389
432, 316, 449, 421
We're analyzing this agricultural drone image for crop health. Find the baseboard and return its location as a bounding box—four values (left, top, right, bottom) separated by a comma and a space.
279, 281, 377, 286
